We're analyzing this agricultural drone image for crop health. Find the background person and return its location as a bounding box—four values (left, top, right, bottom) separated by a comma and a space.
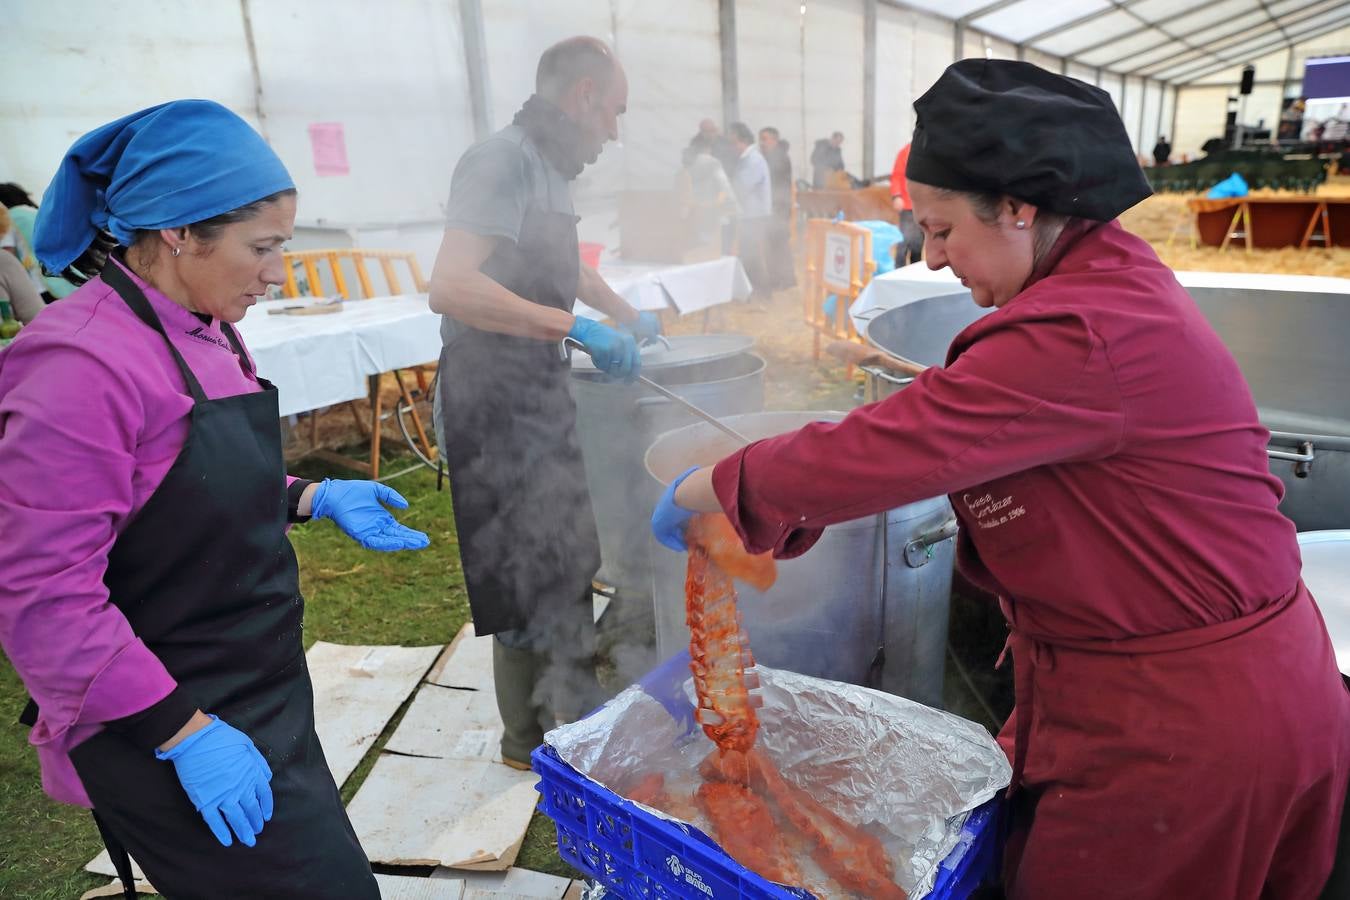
888, 141, 923, 265
810, 131, 846, 188
726, 121, 773, 303
757, 126, 796, 290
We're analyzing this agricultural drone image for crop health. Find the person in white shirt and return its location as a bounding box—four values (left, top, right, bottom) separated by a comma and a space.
726, 122, 773, 301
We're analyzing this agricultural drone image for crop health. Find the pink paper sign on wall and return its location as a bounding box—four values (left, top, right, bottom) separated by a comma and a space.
308, 122, 350, 177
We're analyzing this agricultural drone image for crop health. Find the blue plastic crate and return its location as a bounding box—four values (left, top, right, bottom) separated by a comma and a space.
532, 653, 1003, 899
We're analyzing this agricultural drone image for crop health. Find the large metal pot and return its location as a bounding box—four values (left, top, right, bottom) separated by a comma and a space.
1187, 286, 1350, 532
863, 287, 1350, 531
645, 411, 957, 707
859, 292, 990, 400
571, 335, 765, 602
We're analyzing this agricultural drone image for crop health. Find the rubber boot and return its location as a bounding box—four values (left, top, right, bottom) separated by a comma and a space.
545, 650, 608, 725
492, 639, 550, 769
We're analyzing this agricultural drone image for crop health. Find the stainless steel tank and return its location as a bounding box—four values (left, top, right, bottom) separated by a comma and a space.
863, 287, 1350, 531
571, 335, 765, 602
1186, 286, 1350, 532
644, 411, 957, 707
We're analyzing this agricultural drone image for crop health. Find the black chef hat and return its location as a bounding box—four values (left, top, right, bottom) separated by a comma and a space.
906, 59, 1151, 221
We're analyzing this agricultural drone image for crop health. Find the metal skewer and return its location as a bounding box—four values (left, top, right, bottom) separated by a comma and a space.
637, 374, 752, 446
563, 335, 752, 446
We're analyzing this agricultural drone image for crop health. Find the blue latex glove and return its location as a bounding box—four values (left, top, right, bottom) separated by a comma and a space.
311, 479, 430, 551
155, 716, 274, 848
622, 311, 662, 343
651, 466, 701, 552
568, 316, 641, 382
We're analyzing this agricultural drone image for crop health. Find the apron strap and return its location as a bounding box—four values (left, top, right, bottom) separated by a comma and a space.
101, 258, 209, 404
92, 810, 139, 899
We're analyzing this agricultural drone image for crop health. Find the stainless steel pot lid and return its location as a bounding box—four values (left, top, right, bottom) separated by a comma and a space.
862, 292, 989, 369
1298, 530, 1350, 675
569, 333, 755, 373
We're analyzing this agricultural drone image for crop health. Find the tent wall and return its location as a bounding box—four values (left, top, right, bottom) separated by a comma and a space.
1024, 48, 1064, 74
874, 3, 917, 180
738, 0, 808, 179
912, 12, 957, 97
871, 6, 957, 178
610, 1, 723, 190
1139, 80, 1164, 158
963, 30, 1017, 62
5, 0, 475, 228
804, 0, 867, 177
5, 3, 266, 210
1122, 76, 1145, 151
1173, 85, 1230, 159
249, 0, 475, 225
1159, 84, 1178, 154
11, 0, 1347, 244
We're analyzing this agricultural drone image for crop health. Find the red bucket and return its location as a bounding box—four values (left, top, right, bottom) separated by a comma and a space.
579, 241, 604, 268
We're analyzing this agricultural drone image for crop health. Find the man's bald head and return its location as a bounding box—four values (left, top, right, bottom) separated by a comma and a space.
534, 36, 628, 166
536, 36, 619, 102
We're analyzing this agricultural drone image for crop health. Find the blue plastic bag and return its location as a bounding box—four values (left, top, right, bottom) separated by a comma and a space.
1206, 172, 1249, 199
855, 220, 904, 276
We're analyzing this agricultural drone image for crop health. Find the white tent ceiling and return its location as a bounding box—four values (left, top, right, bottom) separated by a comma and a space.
883, 0, 1350, 85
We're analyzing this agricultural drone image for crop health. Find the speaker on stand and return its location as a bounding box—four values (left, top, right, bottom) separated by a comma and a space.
1234, 65, 1256, 149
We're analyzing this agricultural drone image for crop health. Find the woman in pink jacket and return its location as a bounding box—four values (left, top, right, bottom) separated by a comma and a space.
0, 100, 427, 899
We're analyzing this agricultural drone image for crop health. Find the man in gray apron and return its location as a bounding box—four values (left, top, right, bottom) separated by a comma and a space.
430, 36, 656, 767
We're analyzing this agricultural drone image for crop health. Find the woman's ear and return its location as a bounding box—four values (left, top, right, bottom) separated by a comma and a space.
1006, 198, 1040, 228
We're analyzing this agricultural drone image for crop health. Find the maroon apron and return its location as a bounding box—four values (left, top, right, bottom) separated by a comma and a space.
996, 580, 1350, 899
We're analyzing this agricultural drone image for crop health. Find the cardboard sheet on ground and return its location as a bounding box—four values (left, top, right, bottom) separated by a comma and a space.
431, 867, 576, 898
87, 641, 441, 879
307, 641, 443, 786
375, 873, 465, 899
79, 880, 156, 899
347, 754, 538, 869
426, 623, 494, 691
385, 682, 504, 762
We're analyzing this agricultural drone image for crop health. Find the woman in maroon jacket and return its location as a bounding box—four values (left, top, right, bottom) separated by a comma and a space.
653, 60, 1349, 899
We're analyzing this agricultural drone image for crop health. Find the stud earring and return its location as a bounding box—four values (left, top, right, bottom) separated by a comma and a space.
171, 246, 181, 257
1015, 220, 1027, 230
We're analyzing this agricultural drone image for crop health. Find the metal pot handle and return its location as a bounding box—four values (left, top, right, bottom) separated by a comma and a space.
860, 364, 916, 387
1268, 440, 1314, 478
903, 517, 960, 568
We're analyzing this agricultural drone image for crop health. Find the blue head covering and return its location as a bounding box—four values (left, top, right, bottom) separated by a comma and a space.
33, 99, 294, 273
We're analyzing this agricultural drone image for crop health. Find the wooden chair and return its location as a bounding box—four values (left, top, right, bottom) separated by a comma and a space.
280, 248, 435, 478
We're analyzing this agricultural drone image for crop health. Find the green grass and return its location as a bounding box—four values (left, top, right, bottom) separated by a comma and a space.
0, 452, 579, 898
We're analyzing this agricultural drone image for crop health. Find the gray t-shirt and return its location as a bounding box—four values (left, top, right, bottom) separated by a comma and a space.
441, 125, 574, 344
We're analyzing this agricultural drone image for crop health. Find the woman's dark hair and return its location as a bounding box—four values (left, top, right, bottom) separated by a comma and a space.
60, 188, 296, 286
0, 183, 36, 208
938, 187, 1071, 269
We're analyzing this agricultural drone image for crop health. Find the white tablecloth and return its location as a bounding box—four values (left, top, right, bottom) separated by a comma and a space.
576, 255, 752, 319
236, 294, 440, 418
237, 256, 755, 417
851, 264, 1350, 333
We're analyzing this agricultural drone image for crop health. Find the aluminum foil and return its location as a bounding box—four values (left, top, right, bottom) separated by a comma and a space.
546, 665, 1011, 899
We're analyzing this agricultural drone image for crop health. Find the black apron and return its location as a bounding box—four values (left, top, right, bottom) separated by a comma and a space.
65, 262, 378, 899
438, 208, 601, 636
